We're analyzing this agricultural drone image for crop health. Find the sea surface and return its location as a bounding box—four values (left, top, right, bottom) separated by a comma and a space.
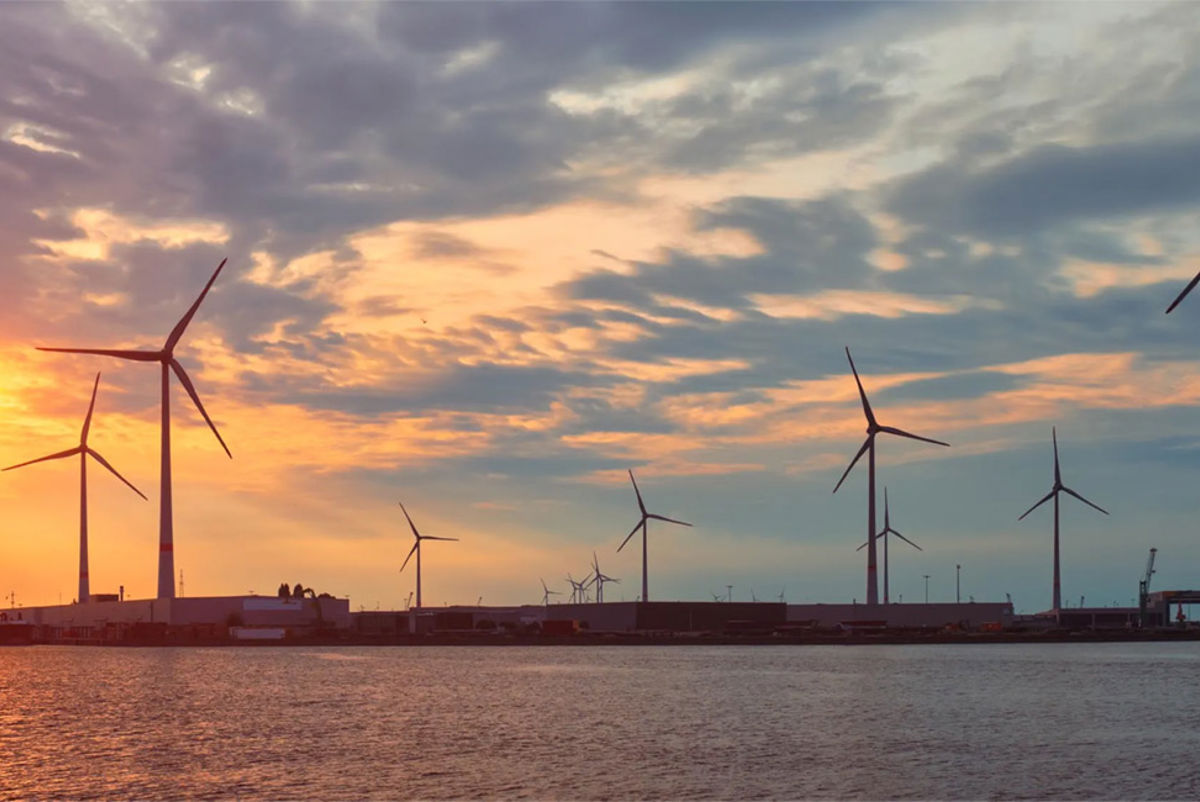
1, 642, 1197, 800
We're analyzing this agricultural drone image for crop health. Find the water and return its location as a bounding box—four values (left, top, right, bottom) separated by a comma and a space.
1, 643, 1197, 800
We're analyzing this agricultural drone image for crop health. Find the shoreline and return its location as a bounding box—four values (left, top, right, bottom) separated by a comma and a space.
7, 628, 1200, 648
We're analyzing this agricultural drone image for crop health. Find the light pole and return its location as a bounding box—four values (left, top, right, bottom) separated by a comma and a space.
923, 574, 930, 604
956, 564, 961, 604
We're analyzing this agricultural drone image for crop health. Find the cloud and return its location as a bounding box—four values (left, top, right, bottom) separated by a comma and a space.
888, 135, 1200, 239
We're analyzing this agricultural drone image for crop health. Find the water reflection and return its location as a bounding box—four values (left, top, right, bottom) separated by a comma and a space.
0, 644, 1198, 799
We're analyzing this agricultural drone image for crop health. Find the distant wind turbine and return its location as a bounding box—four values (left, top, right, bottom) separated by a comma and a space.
833, 347, 948, 606
856, 487, 921, 605
617, 470, 691, 603
1165, 269, 1200, 313
37, 259, 231, 599
398, 501, 457, 610
568, 572, 592, 604
540, 577, 561, 607
3, 373, 146, 603
585, 551, 618, 603
1018, 427, 1108, 611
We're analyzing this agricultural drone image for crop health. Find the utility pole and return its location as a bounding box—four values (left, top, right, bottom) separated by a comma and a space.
956, 564, 961, 604
923, 575, 930, 604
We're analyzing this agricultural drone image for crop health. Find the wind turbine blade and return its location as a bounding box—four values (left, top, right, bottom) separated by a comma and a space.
1166, 268, 1200, 314
1018, 489, 1055, 521
86, 448, 147, 500
3, 446, 83, 471
856, 538, 870, 552
1062, 486, 1109, 515
832, 437, 871, 493
170, 359, 231, 458
877, 425, 950, 447
398, 501, 421, 539
648, 513, 692, 527
628, 469, 646, 515
421, 536, 459, 542
400, 541, 418, 572
36, 347, 161, 361
1052, 427, 1061, 484
165, 258, 227, 351
81, 372, 100, 445
890, 528, 922, 551
617, 518, 643, 552
844, 347, 876, 427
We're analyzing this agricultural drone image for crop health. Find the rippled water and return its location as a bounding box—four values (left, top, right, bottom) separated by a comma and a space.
1, 643, 1198, 799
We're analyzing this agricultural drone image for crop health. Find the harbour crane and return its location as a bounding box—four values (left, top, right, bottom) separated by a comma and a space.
1138, 547, 1157, 628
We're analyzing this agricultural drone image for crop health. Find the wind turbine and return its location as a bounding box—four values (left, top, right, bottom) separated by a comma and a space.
3, 373, 146, 603
566, 572, 589, 604
398, 501, 457, 610
1166, 269, 1200, 313
539, 578, 561, 607
833, 347, 949, 605
37, 258, 231, 599
617, 469, 691, 603
1018, 427, 1108, 612
856, 487, 921, 604
585, 551, 618, 603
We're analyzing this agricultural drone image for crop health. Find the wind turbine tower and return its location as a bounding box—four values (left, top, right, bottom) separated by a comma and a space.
539, 578, 560, 607
398, 501, 458, 610
3, 373, 146, 603
618, 470, 691, 603
1018, 427, 1109, 611
37, 259, 232, 599
586, 551, 618, 603
856, 487, 921, 604
834, 348, 949, 605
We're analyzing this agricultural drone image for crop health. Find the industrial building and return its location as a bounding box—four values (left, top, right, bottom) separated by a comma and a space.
15, 594, 350, 644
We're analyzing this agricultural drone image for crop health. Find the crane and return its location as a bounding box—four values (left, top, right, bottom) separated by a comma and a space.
1138, 547, 1157, 628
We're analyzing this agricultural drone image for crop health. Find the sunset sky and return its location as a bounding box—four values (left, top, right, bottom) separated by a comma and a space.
3, 2, 1200, 613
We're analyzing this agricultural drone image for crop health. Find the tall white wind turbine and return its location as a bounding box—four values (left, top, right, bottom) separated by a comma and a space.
1018, 427, 1108, 612
398, 501, 457, 610
37, 259, 231, 599
3, 373, 146, 603
833, 348, 948, 606
617, 469, 691, 604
